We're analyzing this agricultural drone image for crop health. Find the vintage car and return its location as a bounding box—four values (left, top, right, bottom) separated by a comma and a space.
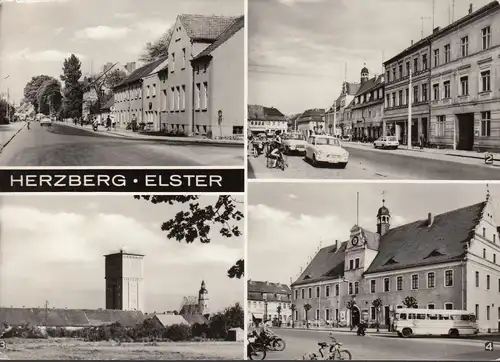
374, 136, 399, 149
39, 117, 52, 127
305, 135, 349, 168
283, 132, 307, 155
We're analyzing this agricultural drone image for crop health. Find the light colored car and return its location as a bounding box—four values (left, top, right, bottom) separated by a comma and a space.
305, 135, 349, 168
374, 136, 399, 149
283, 132, 307, 155
40, 117, 52, 127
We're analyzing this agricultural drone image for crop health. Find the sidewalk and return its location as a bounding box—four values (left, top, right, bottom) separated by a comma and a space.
62, 121, 244, 147
344, 141, 500, 167
0, 122, 26, 152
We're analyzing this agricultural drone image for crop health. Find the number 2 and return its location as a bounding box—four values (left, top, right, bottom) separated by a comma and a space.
485, 341, 494, 351
485, 154, 494, 165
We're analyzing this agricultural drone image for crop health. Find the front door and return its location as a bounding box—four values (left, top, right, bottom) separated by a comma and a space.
457, 113, 474, 150
384, 306, 390, 327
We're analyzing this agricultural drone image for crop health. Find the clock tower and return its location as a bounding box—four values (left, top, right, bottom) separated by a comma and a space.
377, 199, 391, 236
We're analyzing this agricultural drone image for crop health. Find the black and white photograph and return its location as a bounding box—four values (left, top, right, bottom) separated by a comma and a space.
247, 182, 500, 360
247, 0, 500, 179
0, 194, 244, 360
0, 0, 244, 167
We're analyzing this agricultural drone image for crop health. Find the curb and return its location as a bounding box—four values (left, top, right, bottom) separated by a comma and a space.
60, 123, 244, 148
0, 123, 26, 153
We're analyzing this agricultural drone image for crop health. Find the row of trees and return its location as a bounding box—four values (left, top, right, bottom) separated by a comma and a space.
23, 55, 127, 120
0, 99, 16, 124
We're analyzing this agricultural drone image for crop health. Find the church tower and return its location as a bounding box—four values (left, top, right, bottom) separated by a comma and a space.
198, 280, 209, 316
377, 199, 391, 236
361, 64, 369, 84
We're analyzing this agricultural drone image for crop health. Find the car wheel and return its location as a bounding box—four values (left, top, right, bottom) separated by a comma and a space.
312, 154, 319, 167
373, 144, 377, 148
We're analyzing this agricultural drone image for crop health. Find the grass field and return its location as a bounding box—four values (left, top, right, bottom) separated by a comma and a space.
0, 338, 244, 360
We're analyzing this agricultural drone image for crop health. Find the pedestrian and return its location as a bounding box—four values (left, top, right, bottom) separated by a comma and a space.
131, 114, 138, 132
106, 115, 111, 131
420, 134, 425, 149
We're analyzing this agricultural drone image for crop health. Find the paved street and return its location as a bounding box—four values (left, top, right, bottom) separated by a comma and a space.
0, 122, 244, 166
248, 143, 500, 180
265, 328, 500, 360
0, 122, 26, 150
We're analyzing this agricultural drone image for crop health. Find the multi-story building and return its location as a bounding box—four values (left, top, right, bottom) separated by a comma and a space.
383, 36, 432, 145
247, 104, 287, 135
113, 57, 167, 130
430, 1, 500, 151
191, 16, 244, 137
291, 192, 500, 332
164, 14, 239, 136
350, 67, 385, 140
296, 109, 326, 137
142, 59, 169, 132
326, 81, 360, 137
247, 280, 292, 325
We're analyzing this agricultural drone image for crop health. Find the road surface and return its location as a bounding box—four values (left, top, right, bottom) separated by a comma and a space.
265, 328, 500, 360
0, 122, 244, 166
248, 145, 500, 180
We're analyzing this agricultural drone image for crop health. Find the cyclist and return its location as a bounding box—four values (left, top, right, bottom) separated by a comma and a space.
269, 130, 283, 168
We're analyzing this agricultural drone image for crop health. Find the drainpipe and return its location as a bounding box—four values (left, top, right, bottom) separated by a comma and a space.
427, 39, 432, 146
191, 59, 195, 136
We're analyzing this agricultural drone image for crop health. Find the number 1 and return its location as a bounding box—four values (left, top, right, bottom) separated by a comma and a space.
485, 341, 494, 351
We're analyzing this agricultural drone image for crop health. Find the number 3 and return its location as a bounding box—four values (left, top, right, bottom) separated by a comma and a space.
485, 341, 494, 351
0, 340, 5, 349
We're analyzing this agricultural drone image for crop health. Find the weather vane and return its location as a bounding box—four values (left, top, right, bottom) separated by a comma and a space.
382, 190, 386, 204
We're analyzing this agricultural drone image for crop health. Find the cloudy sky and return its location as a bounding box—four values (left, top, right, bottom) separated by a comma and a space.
0, 195, 244, 313
0, 0, 243, 103
248, 0, 494, 114
248, 182, 500, 285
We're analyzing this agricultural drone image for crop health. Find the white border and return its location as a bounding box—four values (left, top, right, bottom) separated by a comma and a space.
243, 0, 249, 358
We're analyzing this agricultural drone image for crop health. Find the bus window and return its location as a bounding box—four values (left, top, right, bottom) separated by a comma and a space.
439, 314, 450, 320
417, 313, 426, 320
398, 313, 407, 320
429, 314, 438, 320
408, 313, 416, 320
461, 314, 476, 321
451, 315, 461, 320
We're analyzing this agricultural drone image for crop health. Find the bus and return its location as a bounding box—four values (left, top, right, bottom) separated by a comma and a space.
393, 308, 478, 338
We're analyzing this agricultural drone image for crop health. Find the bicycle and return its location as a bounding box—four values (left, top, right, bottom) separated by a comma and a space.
303, 335, 351, 360
265, 147, 288, 170
247, 335, 266, 360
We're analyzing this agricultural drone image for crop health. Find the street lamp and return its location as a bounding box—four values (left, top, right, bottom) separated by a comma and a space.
2, 75, 11, 122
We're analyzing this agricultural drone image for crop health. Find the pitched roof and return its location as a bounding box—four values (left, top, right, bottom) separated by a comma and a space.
153, 314, 189, 327
248, 280, 291, 294
193, 16, 244, 60
345, 82, 361, 96
179, 303, 202, 315
179, 14, 239, 43
365, 202, 485, 274
248, 104, 286, 121
181, 313, 209, 325
114, 56, 167, 88
355, 75, 383, 96
296, 108, 325, 124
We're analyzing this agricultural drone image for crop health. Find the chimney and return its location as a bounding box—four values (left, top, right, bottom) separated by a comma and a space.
336, 239, 341, 251
428, 213, 434, 227
433, 27, 441, 33
411, 40, 414, 46
469, 4, 473, 14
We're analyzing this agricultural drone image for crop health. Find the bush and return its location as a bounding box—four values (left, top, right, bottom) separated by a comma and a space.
191, 323, 209, 338
164, 324, 192, 342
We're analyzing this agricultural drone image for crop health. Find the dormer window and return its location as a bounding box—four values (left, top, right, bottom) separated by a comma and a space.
424, 249, 444, 259
384, 257, 398, 266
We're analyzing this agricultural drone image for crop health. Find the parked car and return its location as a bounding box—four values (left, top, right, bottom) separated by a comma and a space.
283, 132, 307, 155
374, 136, 399, 149
305, 135, 349, 168
40, 117, 52, 127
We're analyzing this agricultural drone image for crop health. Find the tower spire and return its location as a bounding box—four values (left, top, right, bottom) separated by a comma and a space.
486, 183, 490, 201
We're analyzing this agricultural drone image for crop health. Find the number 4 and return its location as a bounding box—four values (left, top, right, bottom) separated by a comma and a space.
485, 341, 494, 351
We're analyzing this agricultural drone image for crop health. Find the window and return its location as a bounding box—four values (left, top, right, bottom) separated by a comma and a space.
482, 26, 491, 50
316, 286, 320, 298
386, 70, 390, 82
476, 271, 480, 287
481, 112, 491, 137
181, 85, 186, 111
422, 54, 427, 70
494, 254, 496, 264
295, 290, 299, 300
170, 87, 175, 111
295, 310, 299, 320
487, 306, 491, 320
195, 83, 201, 110
460, 76, 469, 96
355, 258, 360, 269
427, 304, 435, 309
301, 289, 305, 299
335, 284, 339, 296
175, 86, 180, 110
315, 309, 320, 320
433, 84, 440, 101
413, 57, 419, 73
445, 270, 453, 287
483, 248, 487, 258
370, 280, 376, 293
182, 48, 186, 68
483, 228, 486, 237
383, 278, 390, 292
171, 52, 175, 72
325, 285, 330, 297
161, 89, 167, 111
399, 64, 403, 79
392, 68, 396, 81
487, 275, 491, 290
444, 303, 453, 310
146, 85, 150, 98
427, 272, 435, 288
443, 81, 450, 98
354, 282, 359, 294
495, 234, 497, 243
349, 260, 354, 270
481, 71, 491, 92
386, 94, 390, 107
325, 309, 330, 320
436, 115, 445, 137
405, 88, 409, 105
308, 288, 312, 298
433, 49, 440, 67
422, 84, 428, 102
397, 276, 403, 291
370, 306, 376, 320
475, 304, 479, 320
348, 283, 353, 295
152, 84, 156, 97
444, 44, 450, 63
498, 278, 500, 292
461, 36, 469, 57
398, 90, 403, 106
411, 274, 419, 290
413, 86, 418, 103
406, 61, 410, 76
203, 82, 208, 110
392, 93, 396, 107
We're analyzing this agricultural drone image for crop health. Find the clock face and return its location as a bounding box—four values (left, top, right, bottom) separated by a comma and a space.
352, 236, 359, 246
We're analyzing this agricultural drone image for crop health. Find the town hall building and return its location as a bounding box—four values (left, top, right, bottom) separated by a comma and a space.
291, 191, 500, 333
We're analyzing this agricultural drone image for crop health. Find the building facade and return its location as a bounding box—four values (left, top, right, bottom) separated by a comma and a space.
247, 104, 287, 135
291, 193, 500, 332
191, 16, 244, 138
325, 81, 360, 137
142, 59, 168, 132
296, 108, 326, 137
104, 250, 145, 312
350, 67, 385, 140
383, 37, 432, 145
429, 1, 500, 151
247, 280, 292, 325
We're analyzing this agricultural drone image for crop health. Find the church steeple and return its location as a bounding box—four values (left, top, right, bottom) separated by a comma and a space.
361, 63, 369, 84
377, 198, 391, 236
198, 280, 209, 316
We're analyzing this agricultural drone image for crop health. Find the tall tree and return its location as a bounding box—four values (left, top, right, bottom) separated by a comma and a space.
83, 65, 126, 117
0, 99, 15, 124
23, 75, 53, 112
134, 195, 244, 278
36, 79, 62, 116
139, 26, 174, 62
60, 54, 84, 119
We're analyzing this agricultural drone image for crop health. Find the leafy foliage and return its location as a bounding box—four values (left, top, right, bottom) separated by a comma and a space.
23, 75, 53, 112
303, 303, 311, 320
134, 195, 244, 278
345, 300, 355, 310
60, 54, 84, 119
82, 66, 126, 116
0, 99, 15, 124
403, 296, 418, 308
36, 78, 63, 116
140, 26, 174, 62
372, 298, 382, 308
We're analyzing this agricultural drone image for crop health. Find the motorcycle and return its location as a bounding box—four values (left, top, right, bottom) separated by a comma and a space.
252, 141, 266, 158
92, 124, 98, 131
247, 334, 266, 360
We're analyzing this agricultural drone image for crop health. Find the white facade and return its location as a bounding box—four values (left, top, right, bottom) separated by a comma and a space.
247, 299, 292, 323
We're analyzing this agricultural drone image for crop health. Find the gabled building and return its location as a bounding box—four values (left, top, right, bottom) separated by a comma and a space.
247, 104, 287, 136
142, 58, 169, 132
291, 192, 500, 332
325, 81, 360, 137
247, 280, 292, 325
296, 108, 326, 137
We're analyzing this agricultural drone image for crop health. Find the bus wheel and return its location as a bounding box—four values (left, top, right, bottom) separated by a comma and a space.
401, 328, 412, 338
448, 329, 459, 338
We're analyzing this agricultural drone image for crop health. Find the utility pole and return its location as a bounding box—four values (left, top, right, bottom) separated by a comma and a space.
6, 88, 10, 122
432, 0, 435, 29
452, 0, 455, 23
44, 300, 49, 327
421, 17, 431, 38
356, 192, 359, 226
408, 68, 413, 149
